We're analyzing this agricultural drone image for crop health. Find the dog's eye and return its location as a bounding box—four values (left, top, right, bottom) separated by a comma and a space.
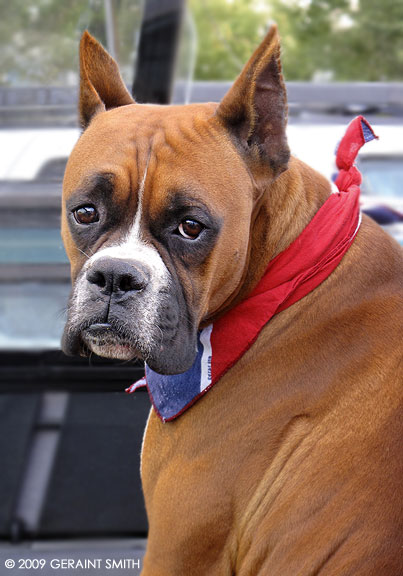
73, 205, 99, 225
178, 219, 203, 240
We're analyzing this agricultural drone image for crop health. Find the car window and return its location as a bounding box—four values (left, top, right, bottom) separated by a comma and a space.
360, 156, 403, 199
0, 178, 70, 349
0, 229, 67, 264
0, 282, 70, 349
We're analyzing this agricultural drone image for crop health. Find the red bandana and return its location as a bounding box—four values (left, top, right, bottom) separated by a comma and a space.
127, 116, 377, 422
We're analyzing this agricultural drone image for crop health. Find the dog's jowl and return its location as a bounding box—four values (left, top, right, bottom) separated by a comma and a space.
62, 27, 403, 576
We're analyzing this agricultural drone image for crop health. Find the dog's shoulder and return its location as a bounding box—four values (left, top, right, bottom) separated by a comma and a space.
343, 214, 403, 333
355, 214, 403, 285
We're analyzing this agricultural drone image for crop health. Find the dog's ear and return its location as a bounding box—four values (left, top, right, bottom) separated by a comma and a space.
216, 24, 289, 178
79, 30, 134, 130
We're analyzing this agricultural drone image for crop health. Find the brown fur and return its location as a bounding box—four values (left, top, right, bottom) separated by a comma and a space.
141, 215, 402, 575
62, 27, 403, 575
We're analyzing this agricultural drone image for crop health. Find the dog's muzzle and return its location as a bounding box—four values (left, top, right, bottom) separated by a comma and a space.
81, 257, 152, 360
62, 256, 198, 374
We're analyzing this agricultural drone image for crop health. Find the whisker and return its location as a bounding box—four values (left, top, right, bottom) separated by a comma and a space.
56, 306, 69, 320
77, 247, 91, 260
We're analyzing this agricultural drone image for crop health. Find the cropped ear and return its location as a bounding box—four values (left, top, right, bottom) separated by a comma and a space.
216, 25, 289, 178
79, 30, 134, 130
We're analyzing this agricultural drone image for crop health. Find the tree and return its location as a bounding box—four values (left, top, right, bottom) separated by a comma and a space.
252, 0, 403, 81
190, 0, 403, 82
0, 0, 402, 85
333, 0, 403, 81
0, 0, 143, 86
189, 0, 271, 80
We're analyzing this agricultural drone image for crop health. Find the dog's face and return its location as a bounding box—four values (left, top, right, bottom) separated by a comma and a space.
62, 104, 257, 373
61, 29, 289, 375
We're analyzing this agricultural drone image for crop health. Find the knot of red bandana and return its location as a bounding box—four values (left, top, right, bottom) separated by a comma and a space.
335, 116, 378, 192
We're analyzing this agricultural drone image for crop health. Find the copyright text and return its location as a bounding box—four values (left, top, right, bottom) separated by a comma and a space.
5, 558, 141, 570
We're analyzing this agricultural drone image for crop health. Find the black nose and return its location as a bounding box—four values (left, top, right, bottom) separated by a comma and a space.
86, 257, 149, 296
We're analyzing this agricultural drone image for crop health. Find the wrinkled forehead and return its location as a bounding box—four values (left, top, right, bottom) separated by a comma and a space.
64, 103, 216, 192
63, 101, 249, 210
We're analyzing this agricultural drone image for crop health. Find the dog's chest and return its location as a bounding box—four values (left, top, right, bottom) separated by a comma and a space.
139, 332, 317, 574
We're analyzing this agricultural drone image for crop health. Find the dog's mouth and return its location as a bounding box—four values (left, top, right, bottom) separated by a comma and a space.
62, 293, 199, 374
62, 317, 148, 362
81, 323, 142, 361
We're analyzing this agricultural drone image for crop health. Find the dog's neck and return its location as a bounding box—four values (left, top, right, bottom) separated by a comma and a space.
208, 157, 332, 322
259, 157, 332, 258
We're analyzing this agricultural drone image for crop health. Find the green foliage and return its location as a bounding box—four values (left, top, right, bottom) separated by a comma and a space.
189, 0, 271, 80
269, 0, 403, 81
270, 0, 350, 80
0, 0, 402, 85
0, 0, 142, 86
334, 0, 403, 81
0, 0, 94, 85
190, 0, 403, 81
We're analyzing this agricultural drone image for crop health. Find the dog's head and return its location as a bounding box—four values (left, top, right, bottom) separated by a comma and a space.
61, 27, 289, 375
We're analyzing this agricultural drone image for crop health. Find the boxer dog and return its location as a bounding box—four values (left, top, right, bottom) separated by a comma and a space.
61, 27, 402, 575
